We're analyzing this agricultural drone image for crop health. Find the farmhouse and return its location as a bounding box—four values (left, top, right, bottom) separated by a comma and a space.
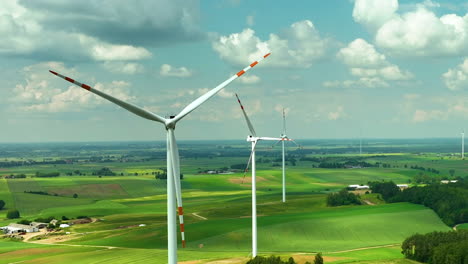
441, 180, 458, 184
30, 222, 48, 229
348, 184, 369, 190
0, 223, 39, 234
356, 185, 369, 190
397, 184, 409, 190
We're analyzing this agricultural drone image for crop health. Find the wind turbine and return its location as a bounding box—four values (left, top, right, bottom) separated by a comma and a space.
462, 129, 465, 159
235, 94, 291, 257
49, 53, 271, 264
279, 109, 297, 203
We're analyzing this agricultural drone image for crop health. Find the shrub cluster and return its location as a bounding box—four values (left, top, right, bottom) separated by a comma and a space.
326, 189, 361, 206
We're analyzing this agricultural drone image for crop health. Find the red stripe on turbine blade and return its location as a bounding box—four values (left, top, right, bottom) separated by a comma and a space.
264, 53, 271, 58
180, 223, 185, 232
49, 70, 58, 75
250, 61, 258, 67
81, 84, 91, 90
182, 240, 186, 248
241, 106, 244, 110
178, 207, 183, 216
236, 70, 245, 77
65, 77, 75, 83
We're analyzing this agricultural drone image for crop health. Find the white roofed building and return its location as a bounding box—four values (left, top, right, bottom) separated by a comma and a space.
0, 223, 39, 234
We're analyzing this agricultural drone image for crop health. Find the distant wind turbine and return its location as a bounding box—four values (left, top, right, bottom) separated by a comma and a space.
49, 53, 271, 264
359, 128, 362, 155
235, 93, 291, 257
462, 129, 465, 159
279, 108, 298, 203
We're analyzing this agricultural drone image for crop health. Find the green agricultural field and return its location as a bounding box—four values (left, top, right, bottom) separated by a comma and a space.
0, 140, 465, 263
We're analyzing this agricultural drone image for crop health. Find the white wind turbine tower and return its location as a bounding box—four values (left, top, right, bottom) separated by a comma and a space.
462, 129, 465, 159
49, 53, 270, 264
279, 109, 297, 203
235, 94, 292, 257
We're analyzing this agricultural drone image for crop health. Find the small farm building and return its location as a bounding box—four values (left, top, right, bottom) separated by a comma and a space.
0, 223, 39, 234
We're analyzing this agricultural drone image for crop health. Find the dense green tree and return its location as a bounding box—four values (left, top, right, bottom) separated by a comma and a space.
449, 169, 455, 177
327, 189, 361, 206
17, 219, 31, 225
0, 200, 5, 210
6, 209, 20, 219
314, 253, 323, 264
402, 230, 468, 263
430, 240, 468, 264
73, 193, 78, 198
368, 181, 400, 200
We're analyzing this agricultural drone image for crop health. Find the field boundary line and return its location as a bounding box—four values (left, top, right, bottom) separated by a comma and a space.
192, 212, 208, 220
327, 243, 401, 254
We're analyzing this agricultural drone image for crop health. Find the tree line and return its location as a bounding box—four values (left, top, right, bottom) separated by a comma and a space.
389, 180, 468, 226
369, 179, 468, 226
35, 172, 60, 177
402, 230, 468, 263
246, 254, 323, 264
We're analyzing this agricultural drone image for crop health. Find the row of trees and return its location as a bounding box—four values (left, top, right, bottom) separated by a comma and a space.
35, 171, 60, 177
246, 254, 323, 264
368, 179, 467, 226
4, 174, 26, 179
402, 230, 468, 263
154, 171, 184, 180
93, 167, 116, 176
390, 180, 468, 226
408, 165, 440, 174
326, 189, 361, 206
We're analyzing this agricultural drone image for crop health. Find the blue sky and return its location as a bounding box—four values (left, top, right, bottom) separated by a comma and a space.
1, 0, 468, 142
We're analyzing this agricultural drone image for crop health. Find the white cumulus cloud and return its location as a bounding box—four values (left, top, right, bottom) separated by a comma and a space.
325, 38, 412, 88
160, 64, 193, 78
12, 62, 135, 112
238, 74, 261, 84
353, 0, 399, 30
442, 58, 468, 91
102, 62, 145, 75
212, 20, 330, 68
353, 0, 468, 57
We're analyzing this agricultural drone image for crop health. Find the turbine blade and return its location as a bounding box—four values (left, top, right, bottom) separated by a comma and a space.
168, 129, 186, 248
235, 93, 257, 137
170, 53, 271, 124
242, 141, 258, 184
270, 140, 282, 149
49, 70, 166, 124
257, 136, 285, 141
289, 139, 302, 149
